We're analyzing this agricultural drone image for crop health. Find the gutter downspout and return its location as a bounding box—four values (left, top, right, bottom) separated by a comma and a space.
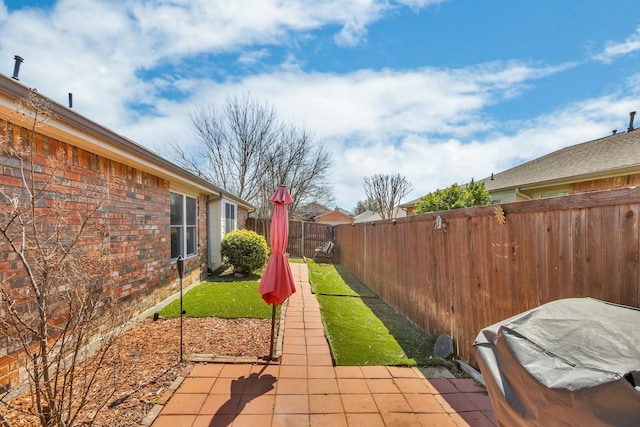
515, 188, 532, 201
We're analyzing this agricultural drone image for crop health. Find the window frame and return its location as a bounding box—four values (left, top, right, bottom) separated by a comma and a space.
223, 201, 237, 236
170, 191, 198, 261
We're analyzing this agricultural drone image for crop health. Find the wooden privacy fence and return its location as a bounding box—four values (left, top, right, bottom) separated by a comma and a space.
334, 186, 640, 366
247, 218, 333, 258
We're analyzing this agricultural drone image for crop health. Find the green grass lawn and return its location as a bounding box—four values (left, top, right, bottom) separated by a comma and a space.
308, 260, 441, 367
159, 278, 278, 319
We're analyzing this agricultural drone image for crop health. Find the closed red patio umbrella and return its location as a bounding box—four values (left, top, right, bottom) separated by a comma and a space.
258, 186, 296, 359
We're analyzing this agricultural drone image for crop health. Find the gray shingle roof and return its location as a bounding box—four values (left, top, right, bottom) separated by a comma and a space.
482, 128, 640, 191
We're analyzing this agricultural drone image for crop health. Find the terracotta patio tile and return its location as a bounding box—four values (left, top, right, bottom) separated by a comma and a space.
464, 392, 494, 411
192, 414, 234, 427
278, 365, 307, 378
345, 412, 385, 427
151, 414, 197, 427
176, 376, 216, 394
394, 378, 433, 394
272, 413, 309, 427
276, 377, 308, 394
283, 336, 306, 346
451, 378, 486, 393
209, 377, 245, 394
404, 393, 446, 413
380, 411, 422, 426
286, 328, 305, 337
337, 378, 370, 394
307, 366, 335, 378
415, 412, 459, 427
373, 393, 412, 413
310, 412, 348, 427
309, 393, 344, 413
161, 392, 207, 414
305, 329, 326, 337
281, 354, 307, 365
483, 410, 498, 425
250, 363, 279, 377
306, 336, 328, 346
360, 366, 392, 378
282, 344, 307, 354
427, 378, 458, 394
199, 393, 241, 414
307, 342, 331, 353
340, 393, 378, 413
237, 394, 275, 414
232, 414, 274, 427
190, 363, 223, 377
273, 394, 309, 414
387, 366, 420, 378
435, 392, 477, 413
307, 353, 333, 366
243, 374, 277, 395
334, 366, 364, 378
308, 378, 340, 394
450, 410, 497, 427
218, 364, 252, 378
366, 378, 400, 393
285, 320, 305, 329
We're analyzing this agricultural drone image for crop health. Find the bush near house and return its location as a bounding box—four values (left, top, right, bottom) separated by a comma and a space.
220, 229, 269, 274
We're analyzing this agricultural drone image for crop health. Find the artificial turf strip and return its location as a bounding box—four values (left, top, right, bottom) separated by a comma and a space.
159, 280, 279, 319
308, 260, 439, 366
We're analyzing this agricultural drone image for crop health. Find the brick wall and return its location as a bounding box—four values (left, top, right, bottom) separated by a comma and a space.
0, 122, 203, 392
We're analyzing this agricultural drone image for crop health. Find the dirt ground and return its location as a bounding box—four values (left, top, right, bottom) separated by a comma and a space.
0, 317, 273, 427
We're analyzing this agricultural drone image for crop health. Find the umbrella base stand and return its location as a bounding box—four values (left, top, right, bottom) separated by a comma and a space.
260, 299, 289, 362
268, 304, 276, 360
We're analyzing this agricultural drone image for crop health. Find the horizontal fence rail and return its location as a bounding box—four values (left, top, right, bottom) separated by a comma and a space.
334, 186, 640, 366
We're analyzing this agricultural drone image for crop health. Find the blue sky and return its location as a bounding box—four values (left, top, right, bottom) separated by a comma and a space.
1, 0, 639, 210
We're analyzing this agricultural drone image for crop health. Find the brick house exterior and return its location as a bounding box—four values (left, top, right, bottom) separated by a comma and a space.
0, 74, 252, 393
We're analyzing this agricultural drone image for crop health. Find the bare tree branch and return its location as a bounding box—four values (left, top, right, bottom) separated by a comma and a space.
363, 173, 413, 220
166, 93, 334, 214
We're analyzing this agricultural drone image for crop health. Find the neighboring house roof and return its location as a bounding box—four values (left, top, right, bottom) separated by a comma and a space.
399, 197, 422, 209
293, 202, 332, 221
353, 210, 376, 222
0, 74, 253, 209
353, 207, 406, 223
481, 125, 640, 193
314, 207, 353, 225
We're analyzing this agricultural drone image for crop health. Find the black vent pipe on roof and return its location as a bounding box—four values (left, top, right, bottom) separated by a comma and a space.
628, 111, 636, 132
68, 93, 73, 109
12, 55, 23, 80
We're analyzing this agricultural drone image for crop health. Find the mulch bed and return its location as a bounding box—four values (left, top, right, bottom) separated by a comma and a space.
0, 317, 273, 426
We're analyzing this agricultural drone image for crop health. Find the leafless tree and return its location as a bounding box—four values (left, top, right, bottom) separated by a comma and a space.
363, 173, 413, 220
168, 94, 333, 216
0, 89, 124, 426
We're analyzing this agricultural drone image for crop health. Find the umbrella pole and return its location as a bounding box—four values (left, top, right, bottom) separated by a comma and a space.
269, 303, 276, 360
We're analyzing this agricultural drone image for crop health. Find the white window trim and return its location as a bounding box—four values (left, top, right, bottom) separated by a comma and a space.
171, 192, 198, 261
223, 201, 237, 236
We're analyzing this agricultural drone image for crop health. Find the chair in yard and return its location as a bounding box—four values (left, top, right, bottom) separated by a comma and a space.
313, 240, 334, 263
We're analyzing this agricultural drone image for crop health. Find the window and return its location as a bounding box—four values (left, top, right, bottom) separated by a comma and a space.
171, 192, 197, 260
224, 202, 236, 235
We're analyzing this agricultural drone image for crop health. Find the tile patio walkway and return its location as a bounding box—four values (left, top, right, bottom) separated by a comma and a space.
143, 262, 496, 427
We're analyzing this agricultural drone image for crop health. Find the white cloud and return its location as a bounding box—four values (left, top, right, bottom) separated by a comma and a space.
593, 25, 640, 64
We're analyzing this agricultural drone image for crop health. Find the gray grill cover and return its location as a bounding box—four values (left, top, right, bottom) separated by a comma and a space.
474, 298, 640, 426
